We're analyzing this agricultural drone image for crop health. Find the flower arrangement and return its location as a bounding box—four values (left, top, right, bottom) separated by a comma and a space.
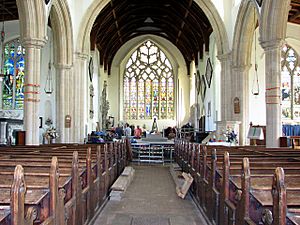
43, 118, 59, 143
44, 127, 59, 139
226, 128, 238, 144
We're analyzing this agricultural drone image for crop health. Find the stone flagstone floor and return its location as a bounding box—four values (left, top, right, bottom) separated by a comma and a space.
93, 165, 208, 225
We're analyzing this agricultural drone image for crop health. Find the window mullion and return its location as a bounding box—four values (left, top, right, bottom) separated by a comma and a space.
158, 77, 161, 119
12, 43, 17, 109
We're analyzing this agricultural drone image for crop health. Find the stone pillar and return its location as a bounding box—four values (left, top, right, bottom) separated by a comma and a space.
217, 53, 232, 121
0, 77, 3, 109
23, 39, 46, 145
55, 63, 72, 143
0, 121, 7, 145
231, 65, 251, 145
74, 53, 88, 143
261, 40, 283, 148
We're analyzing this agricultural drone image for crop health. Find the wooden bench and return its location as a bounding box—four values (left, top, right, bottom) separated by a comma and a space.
174, 140, 300, 225
0, 141, 128, 225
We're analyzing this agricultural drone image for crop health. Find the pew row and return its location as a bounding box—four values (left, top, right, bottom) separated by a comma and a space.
174, 140, 300, 225
0, 141, 127, 225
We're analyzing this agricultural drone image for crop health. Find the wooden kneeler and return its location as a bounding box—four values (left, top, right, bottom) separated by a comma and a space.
176, 172, 194, 199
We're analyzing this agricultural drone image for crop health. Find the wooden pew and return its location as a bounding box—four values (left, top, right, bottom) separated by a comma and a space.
174, 140, 300, 225
0, 141, 127, 225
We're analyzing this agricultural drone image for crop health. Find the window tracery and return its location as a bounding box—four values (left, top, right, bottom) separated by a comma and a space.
2, 38, 25, 110
281, 44, 300, 120
124, 40, 174, 120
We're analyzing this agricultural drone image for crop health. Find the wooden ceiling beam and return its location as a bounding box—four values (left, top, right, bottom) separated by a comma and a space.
110, 0, 123, 44
176, 0, 193, 44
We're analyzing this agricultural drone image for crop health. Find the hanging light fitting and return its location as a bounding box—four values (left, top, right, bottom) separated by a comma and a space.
44, 38, 53, 95
251, 8, 260, 96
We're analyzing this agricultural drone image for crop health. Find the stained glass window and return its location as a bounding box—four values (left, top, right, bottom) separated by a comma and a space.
281, 44, 300, 120
2, 38, 25, 110
124, 40, 174, 120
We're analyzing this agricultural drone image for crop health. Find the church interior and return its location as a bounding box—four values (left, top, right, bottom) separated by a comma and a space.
0, 0, 300, 224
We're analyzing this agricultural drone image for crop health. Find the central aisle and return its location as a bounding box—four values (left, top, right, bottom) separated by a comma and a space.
93, 165, 208, 225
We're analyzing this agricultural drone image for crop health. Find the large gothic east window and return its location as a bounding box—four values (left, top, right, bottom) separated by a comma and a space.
281, 44, 300, 121
123, 40, 174, 120
2, 38, 25, 110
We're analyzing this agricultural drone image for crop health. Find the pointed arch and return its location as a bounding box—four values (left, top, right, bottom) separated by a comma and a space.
123, 40, 175, 120
193, 0, 229, 55
76, 0, 229, 57
16, 0, 47, 45
109, 35, 189, 126
50, 0, 74, 66
232, 0, 258, 67
260, 0, 291, 45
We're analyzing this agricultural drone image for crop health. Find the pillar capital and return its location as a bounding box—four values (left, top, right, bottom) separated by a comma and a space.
22, 37, 47, 48
55, 63, 73, 70
260, 39, 284, 51
75, 52, 89, 60
217, 52, 232, 62
231, 64, 251, 73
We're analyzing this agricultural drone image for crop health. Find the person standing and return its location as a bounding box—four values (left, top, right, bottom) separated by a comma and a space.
115, 124, 124, 139
151, 117, 158, 133
134, 125, 142, 139
124, 123, 132, 137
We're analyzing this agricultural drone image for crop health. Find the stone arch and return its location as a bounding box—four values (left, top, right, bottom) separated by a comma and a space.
112, 35, 186, 72
259, 0, 291, 147
50, 0, 74, 66
232, 0, 258, 67
193, 0, 229, 55
231, 0, 260, 145
109, 35, 189, 126
76, 0, 229, 57
260, 0, 291, 45
49, 0, 74, 143
16, 0, 47, 44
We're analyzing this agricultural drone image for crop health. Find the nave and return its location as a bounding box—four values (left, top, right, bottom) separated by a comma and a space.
94, 165, 207, 225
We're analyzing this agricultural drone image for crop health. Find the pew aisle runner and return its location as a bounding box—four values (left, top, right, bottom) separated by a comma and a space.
94, 165, 207, 225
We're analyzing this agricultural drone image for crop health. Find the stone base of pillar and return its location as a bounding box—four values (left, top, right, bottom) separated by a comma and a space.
0, 121, 7, 145
0, 137, 7, 145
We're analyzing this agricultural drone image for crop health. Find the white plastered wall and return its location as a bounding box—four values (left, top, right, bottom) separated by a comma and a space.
249, 23, 300, 126
107, 35, 189, 132
196, 33, 221, 132
248, 27, 266, 126
40, 28, 56, 143
86, 49, 101, 133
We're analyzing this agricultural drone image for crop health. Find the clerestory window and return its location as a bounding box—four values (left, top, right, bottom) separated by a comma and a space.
123, 40, 174, 120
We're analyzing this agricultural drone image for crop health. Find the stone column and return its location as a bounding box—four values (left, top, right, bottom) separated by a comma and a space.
217, 53, 232, 121
0, 77, 3, 109
261, 40, 283, 148
23, 38, 46, 145
74, 53, 88, 143
0, 121, 7, 145
231, 65, 251, 145
55, 63, 72, 143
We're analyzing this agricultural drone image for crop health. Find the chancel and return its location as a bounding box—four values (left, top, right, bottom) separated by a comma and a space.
0, 0, 300, 225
